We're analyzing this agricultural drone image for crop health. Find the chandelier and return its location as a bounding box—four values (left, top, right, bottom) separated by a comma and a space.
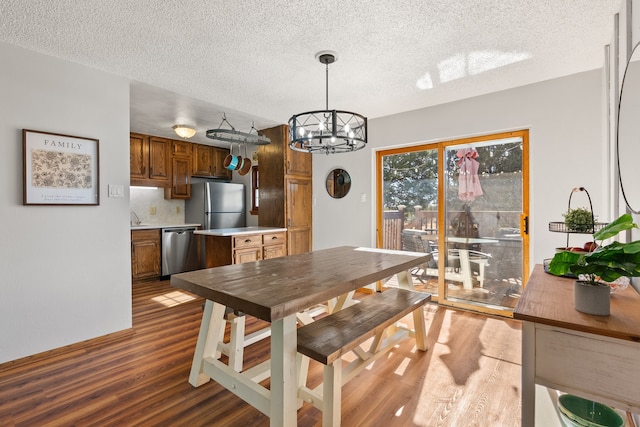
288, 51, 367, 154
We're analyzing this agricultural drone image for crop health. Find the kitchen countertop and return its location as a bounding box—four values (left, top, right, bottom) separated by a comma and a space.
194, 226, 287, 236
130, 223, 200, 230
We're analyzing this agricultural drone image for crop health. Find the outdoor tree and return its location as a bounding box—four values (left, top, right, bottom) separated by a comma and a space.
382, 141, 523, 213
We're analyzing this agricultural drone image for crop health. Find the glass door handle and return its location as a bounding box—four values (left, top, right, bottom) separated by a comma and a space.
520, 214, 529, 236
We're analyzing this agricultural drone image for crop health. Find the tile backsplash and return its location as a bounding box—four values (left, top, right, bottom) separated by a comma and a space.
130, 187, 185, 225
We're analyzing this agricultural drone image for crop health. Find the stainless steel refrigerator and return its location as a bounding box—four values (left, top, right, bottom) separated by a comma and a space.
185, 179, 246, 230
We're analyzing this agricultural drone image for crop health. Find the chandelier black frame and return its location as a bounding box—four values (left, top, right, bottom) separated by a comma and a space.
288, 52, 367, 154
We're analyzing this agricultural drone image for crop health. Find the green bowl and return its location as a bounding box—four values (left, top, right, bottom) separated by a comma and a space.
558, 394, 624, 427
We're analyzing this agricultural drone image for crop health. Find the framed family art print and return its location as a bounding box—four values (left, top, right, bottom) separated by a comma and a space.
23, 129, 100, 205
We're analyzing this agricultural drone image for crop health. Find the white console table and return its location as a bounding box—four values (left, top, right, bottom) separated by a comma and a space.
514, 265, 640, 426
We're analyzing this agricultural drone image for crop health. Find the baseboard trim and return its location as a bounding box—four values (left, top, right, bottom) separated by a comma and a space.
0, 328, 135, 373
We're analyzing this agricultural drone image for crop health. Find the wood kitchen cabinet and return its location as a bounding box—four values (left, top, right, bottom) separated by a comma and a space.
192, 144, 231, 179
262, 231, 287, 259
130, 133, 171, 187
203, 230, 286, 267
192, 143, 213, 176
258, 124, 312, 255
213, 147, 232, 179
165, 140, 192, 199
131, 229, 161, 282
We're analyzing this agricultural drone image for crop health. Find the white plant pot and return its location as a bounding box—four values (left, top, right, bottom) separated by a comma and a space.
574, 281, 610, 316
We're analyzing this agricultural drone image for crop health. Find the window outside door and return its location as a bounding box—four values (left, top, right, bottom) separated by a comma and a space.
377, 130, 529, 316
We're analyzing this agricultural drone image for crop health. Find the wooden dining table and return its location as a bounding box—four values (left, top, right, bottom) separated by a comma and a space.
171, 246, 431, 426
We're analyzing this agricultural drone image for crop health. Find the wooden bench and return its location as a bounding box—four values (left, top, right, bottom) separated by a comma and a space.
296, 287, 431, 427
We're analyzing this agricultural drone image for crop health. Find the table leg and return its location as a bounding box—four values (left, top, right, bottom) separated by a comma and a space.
189, 300, 226, 387
322, 359, 342, 427
227, 312, 246, 372
397, 270, 428, 351
329, 290, 356, 314
521, 321, 535, 427
270, 314, 298, 427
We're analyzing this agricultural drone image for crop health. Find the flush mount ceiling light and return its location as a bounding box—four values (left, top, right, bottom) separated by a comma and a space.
172, 124, 196, 139
288, 51, 367, 154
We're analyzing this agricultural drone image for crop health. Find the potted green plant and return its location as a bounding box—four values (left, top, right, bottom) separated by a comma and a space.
563, 207, 596, 232
548, 213, 640, 315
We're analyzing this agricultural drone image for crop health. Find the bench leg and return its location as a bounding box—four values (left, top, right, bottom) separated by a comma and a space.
296, 353, 310, 409
189, 300, 226, 387
323, 360, 342, 427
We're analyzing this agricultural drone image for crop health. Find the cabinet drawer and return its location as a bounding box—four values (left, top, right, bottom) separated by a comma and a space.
263, 244, 286, 260
234, 234, 262, 249
263, 232, 286, 246
535, 326, 640, 408
131, 229, 161, 241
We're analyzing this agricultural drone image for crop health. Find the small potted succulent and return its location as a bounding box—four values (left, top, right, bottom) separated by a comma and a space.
548, 213, 640, 315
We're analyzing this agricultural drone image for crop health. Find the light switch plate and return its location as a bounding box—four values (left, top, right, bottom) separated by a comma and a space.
108, 184, 124, 198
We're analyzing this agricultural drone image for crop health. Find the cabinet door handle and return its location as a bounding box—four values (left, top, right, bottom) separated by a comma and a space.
245, 239, 252, 243
271, 236, 277, 240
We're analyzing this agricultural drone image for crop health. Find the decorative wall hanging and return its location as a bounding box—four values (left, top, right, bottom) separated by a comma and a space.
23, 129, 100, 205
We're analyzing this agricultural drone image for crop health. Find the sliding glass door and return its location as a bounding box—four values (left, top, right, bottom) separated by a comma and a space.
377, 130, 529, 316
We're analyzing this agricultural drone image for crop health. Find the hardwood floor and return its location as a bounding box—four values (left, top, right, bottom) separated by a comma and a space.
0, 279, 522, 426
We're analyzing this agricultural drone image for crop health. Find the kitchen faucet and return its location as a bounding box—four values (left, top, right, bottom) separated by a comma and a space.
130, 211, 141, 226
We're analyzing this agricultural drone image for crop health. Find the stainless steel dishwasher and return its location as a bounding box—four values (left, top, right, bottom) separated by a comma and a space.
161, 227, 199, 276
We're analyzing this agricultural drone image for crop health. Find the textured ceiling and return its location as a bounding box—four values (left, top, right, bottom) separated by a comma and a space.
0, 0, 622, 145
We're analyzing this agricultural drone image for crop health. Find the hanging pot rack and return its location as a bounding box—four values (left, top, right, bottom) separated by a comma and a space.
206, 114, 270, 145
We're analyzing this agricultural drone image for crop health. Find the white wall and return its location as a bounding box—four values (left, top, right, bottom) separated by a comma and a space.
0, 43, 132, 363
312, 69, 606, 270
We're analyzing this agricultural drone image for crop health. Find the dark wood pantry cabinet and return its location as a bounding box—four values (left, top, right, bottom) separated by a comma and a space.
258, 124, 312, 255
